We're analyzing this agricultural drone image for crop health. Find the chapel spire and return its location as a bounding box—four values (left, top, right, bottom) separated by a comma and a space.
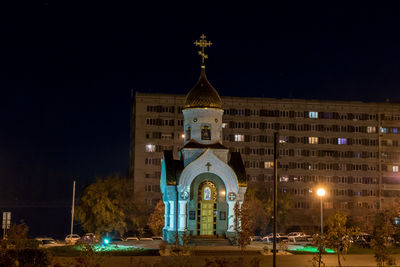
194, 34, 212, 69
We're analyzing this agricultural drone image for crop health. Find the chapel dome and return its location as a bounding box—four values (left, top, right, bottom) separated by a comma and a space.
183, 69, 222, 110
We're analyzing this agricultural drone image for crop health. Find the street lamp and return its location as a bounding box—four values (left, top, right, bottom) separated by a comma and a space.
316, 188, 326, 235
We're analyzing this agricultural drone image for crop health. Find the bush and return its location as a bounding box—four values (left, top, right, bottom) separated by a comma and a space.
0, 248, 52, 267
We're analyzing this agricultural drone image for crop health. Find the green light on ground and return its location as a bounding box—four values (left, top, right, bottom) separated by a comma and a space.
288, 246, 335, 253
74, 244, 146, 252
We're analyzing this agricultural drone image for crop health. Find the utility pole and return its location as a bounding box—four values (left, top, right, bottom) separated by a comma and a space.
70, 180, 76, 238
273, 132, 279, 267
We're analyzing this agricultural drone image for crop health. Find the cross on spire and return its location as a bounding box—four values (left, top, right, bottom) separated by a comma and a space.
194, 34, 212, 68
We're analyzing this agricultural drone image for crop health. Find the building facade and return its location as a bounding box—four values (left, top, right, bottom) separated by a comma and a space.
130, 91, 400, 231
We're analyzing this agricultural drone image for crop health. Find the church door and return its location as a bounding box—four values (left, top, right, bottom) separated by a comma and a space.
197, 181, 217, 236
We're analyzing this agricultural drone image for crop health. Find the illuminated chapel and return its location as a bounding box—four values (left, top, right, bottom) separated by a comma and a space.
160, 35, 247, 243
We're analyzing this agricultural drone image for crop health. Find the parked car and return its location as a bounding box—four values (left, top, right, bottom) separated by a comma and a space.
140, 237, 153, 241
35, 237, 64, 248
354, 233, 371, 248
264, 233, 286, 238
287, 232, 306, 238
81, 233, 98, 244
262, 236, 273, 243
125, 237, 139, 241
65, 234, 81, 244
251, 236, 263, 242
152, 236, 163, 240
287, 236, 312, 245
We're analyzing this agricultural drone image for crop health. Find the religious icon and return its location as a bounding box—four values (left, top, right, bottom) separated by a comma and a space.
204, 187, 211, 200
201, 126, 211, 140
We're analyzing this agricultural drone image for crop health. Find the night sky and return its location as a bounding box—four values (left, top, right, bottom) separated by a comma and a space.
1, 1, 400, 237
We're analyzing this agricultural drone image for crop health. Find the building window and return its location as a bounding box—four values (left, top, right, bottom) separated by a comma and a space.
309, 137, 318, 144
185, 125, 191, 140
380, 127, 388, 134
161, 133, 173, 139
338, 138, 347, 145
393, 128, 398, 134
279, 136, 287, 144
201, 125, 211, 140
264, 161, 274, 168
222, 123, 228, 128
367, 126, 376, 133
309, 111, 318, 119
393, 166, 399, 172
145, 144, 156, 152
234, 134, 244, 142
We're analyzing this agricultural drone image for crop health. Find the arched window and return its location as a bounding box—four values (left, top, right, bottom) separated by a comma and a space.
185, 125, 191, 140
201, 125, 211, 140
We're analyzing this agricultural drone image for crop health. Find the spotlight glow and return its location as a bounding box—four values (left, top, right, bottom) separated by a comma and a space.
317, 188, 326, 197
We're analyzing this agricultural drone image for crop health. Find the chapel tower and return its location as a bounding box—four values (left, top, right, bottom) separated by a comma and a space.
160, 35, 247, 243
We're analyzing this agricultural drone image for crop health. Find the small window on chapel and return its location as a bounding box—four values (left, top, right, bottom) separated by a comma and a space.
204, 187, 211, 200
201, 125, 211, 140
185, 125, 191, 140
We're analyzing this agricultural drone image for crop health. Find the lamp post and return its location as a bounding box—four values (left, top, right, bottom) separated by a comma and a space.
316, 188, 326, 236
316, 188, 325, 267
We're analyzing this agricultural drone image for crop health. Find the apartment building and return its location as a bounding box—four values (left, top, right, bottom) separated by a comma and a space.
130, 92, 400, 229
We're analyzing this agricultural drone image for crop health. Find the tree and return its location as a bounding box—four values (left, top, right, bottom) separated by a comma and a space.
245, 184, 292, 234
76, 174, 143, 236
7, 221, 29, 240
371, 210, 396, 267
325, 212, 359, 267
233, 200, 253, 251
148, 200, 164, 236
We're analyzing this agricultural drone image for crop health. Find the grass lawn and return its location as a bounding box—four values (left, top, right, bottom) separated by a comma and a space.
47, 244, 159, 257
290, 246, 400, 255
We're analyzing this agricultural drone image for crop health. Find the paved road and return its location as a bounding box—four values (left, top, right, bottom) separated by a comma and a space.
55, 254, 398, 267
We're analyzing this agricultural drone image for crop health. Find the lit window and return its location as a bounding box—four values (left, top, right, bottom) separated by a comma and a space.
145, 144, 156, 152
279, 136, 287, 144
309, 111, 318, 119
394, 128, 398, 134
393, 166, 399, 172
338, 138, 347, 145
279, 176, 289, 182
201, 125, 211, 140
380, 127, 388, 134
222, 123, 228, 128
309, 137, 318, 144
264, 161, 274, 168
234, 134, 244, 142
367, 126, 376, 133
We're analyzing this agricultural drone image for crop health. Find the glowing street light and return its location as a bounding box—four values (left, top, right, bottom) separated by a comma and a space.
317, 188, 326, 197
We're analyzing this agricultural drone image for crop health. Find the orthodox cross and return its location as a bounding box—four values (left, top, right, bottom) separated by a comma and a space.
205, 162, 212, 171
194, 34, 212, 67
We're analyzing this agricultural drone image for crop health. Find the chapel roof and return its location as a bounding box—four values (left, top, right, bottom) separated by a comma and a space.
183, 140, 227, 149
163, 150, 184, 186
183, 68, 222, 110
229, 152, 247, 187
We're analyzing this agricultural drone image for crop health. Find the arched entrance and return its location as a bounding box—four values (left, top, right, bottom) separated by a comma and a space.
197, 181, 217, 236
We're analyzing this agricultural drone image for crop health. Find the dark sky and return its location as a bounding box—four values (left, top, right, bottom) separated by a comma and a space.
1, 1, 400, 237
